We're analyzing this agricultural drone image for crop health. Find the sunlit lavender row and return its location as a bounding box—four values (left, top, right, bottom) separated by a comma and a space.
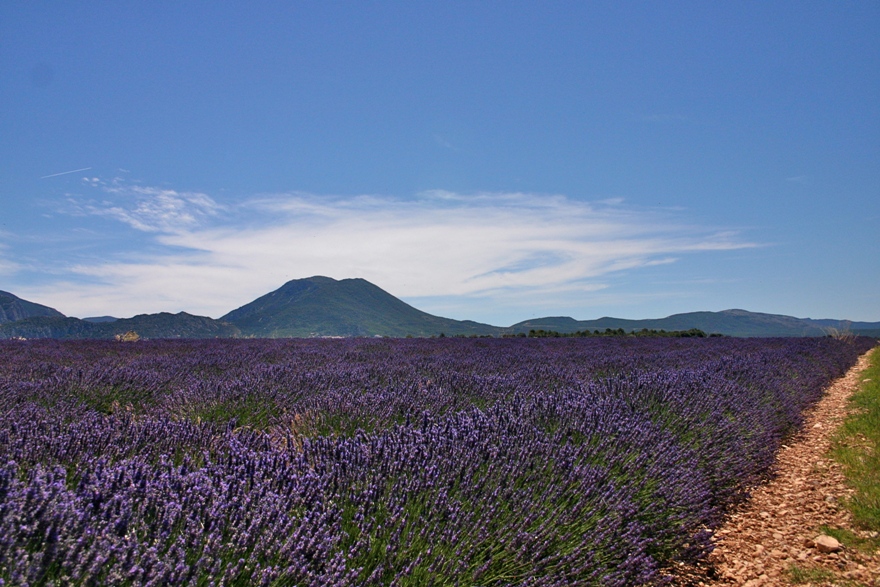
0, 336, 874, 585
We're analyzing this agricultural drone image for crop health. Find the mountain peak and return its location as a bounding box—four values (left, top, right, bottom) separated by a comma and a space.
221, 277, 498, 337
298, 275, 337, 284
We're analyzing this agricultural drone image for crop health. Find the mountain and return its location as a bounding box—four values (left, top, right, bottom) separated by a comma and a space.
82, 316, 118, 323
509, 309, 880, 338
0, 290, 65, 324
222, 276, 502, 337
0, 312, 240, 340
2, 280, 877, 339
100, 312, 241, 339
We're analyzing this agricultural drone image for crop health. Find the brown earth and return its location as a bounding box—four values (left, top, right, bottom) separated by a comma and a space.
672, 348, 879, 587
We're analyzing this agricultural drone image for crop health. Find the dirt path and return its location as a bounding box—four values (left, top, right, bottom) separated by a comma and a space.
675, 348, 879, 587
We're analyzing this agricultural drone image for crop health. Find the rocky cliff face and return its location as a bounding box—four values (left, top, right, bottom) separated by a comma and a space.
0, 291, 65, 324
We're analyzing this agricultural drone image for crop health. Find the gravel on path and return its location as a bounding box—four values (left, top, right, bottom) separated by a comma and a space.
673, 347, 879, 587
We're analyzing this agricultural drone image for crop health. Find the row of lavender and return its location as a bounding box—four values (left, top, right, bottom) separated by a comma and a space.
0, 337, 873, 585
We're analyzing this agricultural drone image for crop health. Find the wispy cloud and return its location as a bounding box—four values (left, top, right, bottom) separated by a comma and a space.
20, 182, 757, 321
0, 231, 21, 276
0, 249, 19, 276
83, 183, 225, 233
40, 166, 92, 179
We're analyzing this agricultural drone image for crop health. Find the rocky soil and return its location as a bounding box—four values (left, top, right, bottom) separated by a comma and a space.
674, 348, 879, 586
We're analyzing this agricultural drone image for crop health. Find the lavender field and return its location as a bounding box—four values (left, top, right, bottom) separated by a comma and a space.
0, 336, 874, 586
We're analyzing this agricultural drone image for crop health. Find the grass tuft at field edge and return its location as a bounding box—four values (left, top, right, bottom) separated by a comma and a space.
830, 345, 880, 537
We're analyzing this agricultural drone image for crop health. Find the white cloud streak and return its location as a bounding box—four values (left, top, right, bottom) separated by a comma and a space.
0, 257, 19, 277
20, 184, 757, 321
86, 185, 225, 232
0, 238, 21, 276
40, 167, 92, 179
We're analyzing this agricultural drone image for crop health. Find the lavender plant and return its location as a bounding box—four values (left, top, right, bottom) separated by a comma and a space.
0, 336, 873, 585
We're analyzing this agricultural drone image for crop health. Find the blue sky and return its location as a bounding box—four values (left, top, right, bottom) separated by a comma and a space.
1, 2, 878, 325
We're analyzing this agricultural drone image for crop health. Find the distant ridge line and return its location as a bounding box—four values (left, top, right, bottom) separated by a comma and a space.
1, 277, 878, 339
